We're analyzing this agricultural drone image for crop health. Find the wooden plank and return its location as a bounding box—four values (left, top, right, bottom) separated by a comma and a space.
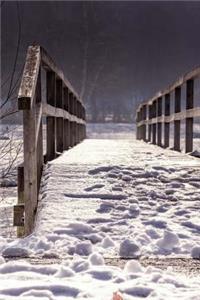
13, 204, 24, 227
42, 103, 86, 124
186, 118, 193, 153
23, 103, 38, 235
35, 70, 43, 188
46, 71, 56, 161
16, 165, 25, 236
137, 107, 200, 127
63, 119, 70, 150
69, 121, 73, 147
18, 45, 41, 110
185, 79, 194, 153
56, 79, 64, 153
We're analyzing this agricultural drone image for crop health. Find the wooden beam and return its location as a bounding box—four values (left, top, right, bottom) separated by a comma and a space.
42, 103, 86, 124
18, 45, 41, 110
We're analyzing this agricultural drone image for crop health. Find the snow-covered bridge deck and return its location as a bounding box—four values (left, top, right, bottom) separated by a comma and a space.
30, 138, 200, 258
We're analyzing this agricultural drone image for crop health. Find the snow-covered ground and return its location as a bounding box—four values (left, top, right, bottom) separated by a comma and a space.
0, 123, 200, 299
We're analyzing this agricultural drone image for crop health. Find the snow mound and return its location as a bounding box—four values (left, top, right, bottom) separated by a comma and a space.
54, 265, 75, 278
191, 246, 200, 259
119, 239, 140, 258
75, 241, 93, 256
124, 260, 143, 273
157, 230, 180, 251
101, 236, 115, 248
120, 285, 153, 298
129, 204, 140, 217
88, 252, 105, 266
2, 247, 31, 258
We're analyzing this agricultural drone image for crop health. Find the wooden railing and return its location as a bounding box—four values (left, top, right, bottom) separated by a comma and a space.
13, 45, 86, 236
136, 67, 200, 153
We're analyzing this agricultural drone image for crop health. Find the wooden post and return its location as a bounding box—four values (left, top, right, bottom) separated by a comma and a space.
136, 111, 139, 140
56, 79, 64, 153
74, 98, 78, 145
72, 95, 76, 146
143, 105, 147, 141
148, 105, 152, 142
174, 87, 181, 151
23, 99, 38, 235
186, 79, 194, 153
63, 87, 70, 150
36, 69, 43, 189
46, 71, 56, 161
157, 97, 162, 146
69, 92, 73, 147
164, 93, 170, 148
14, 165, 25, 237
152, 100, 157, 144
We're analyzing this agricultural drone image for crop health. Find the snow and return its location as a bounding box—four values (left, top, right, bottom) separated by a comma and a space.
0, 123, 200, 298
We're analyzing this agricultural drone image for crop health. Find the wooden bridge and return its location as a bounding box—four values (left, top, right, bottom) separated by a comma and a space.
13, 45, 200, 238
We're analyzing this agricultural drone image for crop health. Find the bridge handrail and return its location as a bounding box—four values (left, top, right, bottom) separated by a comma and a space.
136, 66, 200, 153
14, 45, 86, 236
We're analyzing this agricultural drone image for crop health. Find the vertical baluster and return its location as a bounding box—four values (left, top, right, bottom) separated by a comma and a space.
164, 93, 170, 148
174, 87, 181, 151
46, 71, 56, 161
186, 79, 194, 153
56, 79, 64, 153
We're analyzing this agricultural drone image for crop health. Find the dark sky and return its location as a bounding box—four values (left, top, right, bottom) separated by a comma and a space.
1, 1, 200, 118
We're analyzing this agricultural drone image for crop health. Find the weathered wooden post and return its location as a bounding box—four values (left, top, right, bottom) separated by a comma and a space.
174, 87, 181, 151
136, 111, 139, 139
46, 71, 56, 161
69, 92, 73, 147
36, 69, 43, 190
185, 79, 194, 153
143, 105, 147, 141
152, 100, 157, 144
56, 79, 64, 153
157, 97, 162, 146
63, 87, 70, 150
74, 98, 78, 145
148, 104, 152, 142
14, 165, 25, 236
164, 93, 170, 148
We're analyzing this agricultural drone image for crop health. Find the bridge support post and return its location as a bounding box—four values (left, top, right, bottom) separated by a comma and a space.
152, 100, 157, 144
185, 79, 194, 153
174, 87, 181, 151
157, 97, 162, 146
164, 93, 170, 148
46, 71, 56, 161
56, 79, 64, 153
63, 87, 70, 150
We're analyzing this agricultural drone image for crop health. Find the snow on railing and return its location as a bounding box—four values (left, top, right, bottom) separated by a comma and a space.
136, 67, 200, 154
14, 45, 86, 236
